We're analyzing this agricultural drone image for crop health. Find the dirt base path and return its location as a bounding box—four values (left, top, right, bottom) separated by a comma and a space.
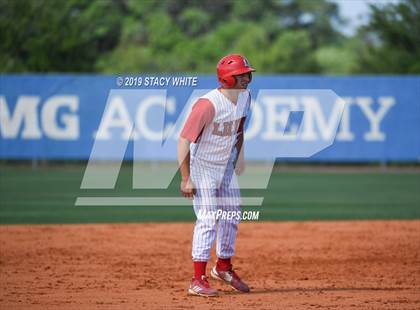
1, 221, 419, 309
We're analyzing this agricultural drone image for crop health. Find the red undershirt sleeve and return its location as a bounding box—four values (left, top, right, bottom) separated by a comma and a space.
180, 98, 215, 143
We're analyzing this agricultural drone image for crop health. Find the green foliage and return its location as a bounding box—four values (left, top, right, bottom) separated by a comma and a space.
0, 0, 123, 72
355, 0, 420, 73
277, 0, 343, 48
263, 30, 319, 73
178, 8, 210, 37
0, 0, 418, 74
96, 45, 157, 74
315, 41, 359, 75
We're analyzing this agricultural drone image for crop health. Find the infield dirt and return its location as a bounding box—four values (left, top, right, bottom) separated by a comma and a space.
1, 221, 419, 309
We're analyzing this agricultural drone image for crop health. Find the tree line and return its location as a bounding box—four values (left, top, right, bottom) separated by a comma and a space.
0, 0, 419, 74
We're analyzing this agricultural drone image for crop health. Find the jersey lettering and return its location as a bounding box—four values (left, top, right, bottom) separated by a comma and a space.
212, 118, 243, 136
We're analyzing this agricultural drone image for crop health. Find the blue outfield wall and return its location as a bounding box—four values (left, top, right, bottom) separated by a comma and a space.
0, 75, 419, 162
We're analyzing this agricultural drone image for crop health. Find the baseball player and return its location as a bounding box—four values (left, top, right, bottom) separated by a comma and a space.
178, 54, 255, 297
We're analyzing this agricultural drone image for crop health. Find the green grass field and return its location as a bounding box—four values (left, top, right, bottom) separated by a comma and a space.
0, 164, 419, 224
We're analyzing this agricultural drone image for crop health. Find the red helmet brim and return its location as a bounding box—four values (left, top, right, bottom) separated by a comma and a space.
221, 67, 255, 79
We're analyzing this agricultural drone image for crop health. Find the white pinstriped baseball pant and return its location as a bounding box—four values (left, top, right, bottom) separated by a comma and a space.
190, 157, 241, 261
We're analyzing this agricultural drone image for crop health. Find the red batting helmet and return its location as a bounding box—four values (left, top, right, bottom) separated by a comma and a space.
217, 54, 255, 88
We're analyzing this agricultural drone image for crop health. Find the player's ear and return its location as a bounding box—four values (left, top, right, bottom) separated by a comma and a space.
232, 76, 238, 87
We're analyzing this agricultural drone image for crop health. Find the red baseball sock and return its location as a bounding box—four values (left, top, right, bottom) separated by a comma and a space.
216, 257, 231, 271
193, 261, 207, 280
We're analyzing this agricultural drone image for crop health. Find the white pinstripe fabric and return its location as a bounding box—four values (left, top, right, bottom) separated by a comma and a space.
190, 89, 250, 165
190, 89, 250, 261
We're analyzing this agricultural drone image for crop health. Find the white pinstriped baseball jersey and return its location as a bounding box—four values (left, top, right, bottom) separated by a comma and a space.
190, 89, 251, 166
180, 88, 252, 261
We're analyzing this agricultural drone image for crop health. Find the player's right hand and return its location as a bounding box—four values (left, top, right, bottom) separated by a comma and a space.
180, 179, 196, 200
